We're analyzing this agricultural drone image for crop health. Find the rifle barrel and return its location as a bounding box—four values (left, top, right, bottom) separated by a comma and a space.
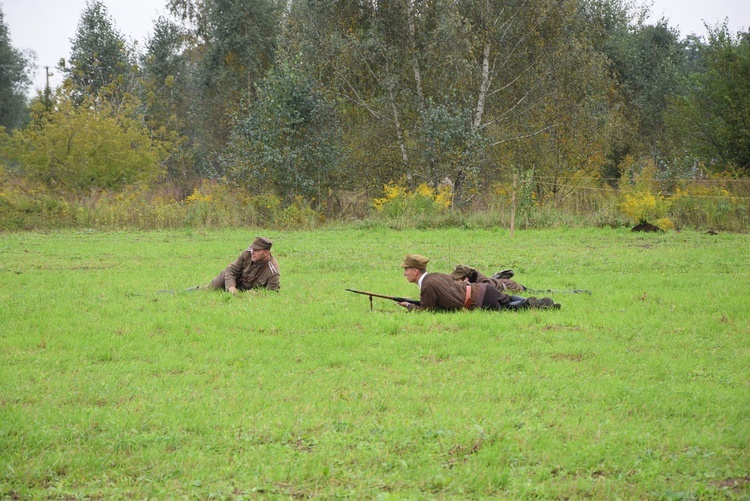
525, 288, 592, 295
345, 288, 420, 304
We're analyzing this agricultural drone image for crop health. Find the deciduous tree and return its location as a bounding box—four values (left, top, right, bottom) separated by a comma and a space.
140, 17, 196, 185
6, 91, 166, 190
0, 6, 33, 130
62, 0, 135, 104
668, 25, 750, 175
223, 61, 343, 202
166, 0, 284, 175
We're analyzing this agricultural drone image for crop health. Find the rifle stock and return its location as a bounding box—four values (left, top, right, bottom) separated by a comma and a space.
346, 288, 420, 309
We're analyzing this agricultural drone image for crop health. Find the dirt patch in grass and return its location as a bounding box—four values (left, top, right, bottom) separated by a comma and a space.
714, 476, 750, 492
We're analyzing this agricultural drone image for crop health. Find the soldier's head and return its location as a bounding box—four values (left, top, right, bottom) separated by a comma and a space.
249, 236, 273, 262
450, 264, 476, 282
401, 254, 429, 283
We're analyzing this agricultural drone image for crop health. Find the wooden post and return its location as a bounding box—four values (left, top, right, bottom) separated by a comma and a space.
510, 173, 517, 238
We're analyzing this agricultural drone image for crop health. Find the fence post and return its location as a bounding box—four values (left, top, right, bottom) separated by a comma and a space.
510, 173, 517, 238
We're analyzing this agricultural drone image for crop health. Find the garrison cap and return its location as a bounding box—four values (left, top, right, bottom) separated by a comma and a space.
450, 264, 474, 279
400, 254, 429, 270
250, 236, 273, 250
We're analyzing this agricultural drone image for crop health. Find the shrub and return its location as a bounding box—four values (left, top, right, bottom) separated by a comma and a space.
275, 196, 322, 229
6, 94, 167, 190
667, 184, 744, 230
371, 182, 454, 228
619, 191, 672, 225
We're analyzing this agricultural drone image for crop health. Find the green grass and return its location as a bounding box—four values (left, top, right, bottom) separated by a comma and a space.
1, 227, 748, 499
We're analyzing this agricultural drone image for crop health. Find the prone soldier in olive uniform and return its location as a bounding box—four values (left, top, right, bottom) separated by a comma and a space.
398, 254, 559, 311
450, 264, 526, 293
209, 236, 280, 292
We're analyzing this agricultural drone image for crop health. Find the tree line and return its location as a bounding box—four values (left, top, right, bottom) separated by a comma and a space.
1, 0, 749, 212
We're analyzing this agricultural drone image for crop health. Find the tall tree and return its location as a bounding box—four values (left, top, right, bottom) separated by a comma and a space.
0, 6, 33, 130
62, 0, 134, 104
167, 0, 284, 175
285, 0, 612, 199
140, 17, 196, 185
584, 0, 687, 177
668, 25, 750, 175
608, 20, 685, 152
223, 61, 344, 203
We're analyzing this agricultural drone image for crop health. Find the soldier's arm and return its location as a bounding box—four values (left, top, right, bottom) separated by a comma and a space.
474, 270, 492, 283
406, 288, 436, 311
224, 252, 247, 291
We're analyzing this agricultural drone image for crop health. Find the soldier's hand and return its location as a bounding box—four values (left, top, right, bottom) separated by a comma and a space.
228, 286, 238, 294
398, 301, 410, 309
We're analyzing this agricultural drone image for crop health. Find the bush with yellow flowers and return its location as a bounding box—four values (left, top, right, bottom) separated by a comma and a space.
372, 182, 453, 219
619, 191, 673, 226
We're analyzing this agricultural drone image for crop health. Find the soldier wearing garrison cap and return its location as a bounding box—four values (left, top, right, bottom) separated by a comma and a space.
450, 264, 527, 293
399, 254, 558, 311
209, 236, 280, 292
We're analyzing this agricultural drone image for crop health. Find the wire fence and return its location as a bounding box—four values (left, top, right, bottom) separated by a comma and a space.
530, 179, 750, 201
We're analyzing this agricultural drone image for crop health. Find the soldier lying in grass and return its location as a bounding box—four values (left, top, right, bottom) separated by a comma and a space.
398, 254, 559, 311
208, 236, 280, 292
450, 264, 527, 292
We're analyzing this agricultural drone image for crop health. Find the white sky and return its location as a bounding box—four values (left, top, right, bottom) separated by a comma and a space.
3, 0, 750, 98
3, 0, 167, 96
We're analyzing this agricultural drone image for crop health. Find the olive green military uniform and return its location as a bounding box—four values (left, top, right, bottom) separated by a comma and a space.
209, 237, 280, 291
451, 265, 526, 292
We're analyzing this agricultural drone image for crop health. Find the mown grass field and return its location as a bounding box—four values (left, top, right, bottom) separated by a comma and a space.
1, 226, 748, 499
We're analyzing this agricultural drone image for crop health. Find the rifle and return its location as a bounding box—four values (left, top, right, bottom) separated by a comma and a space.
158, 285, 202, 295
524, 288, 592, 295
345, 288, 420, 310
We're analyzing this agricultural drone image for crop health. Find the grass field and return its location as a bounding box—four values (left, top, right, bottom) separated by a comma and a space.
1, 226, 748, 499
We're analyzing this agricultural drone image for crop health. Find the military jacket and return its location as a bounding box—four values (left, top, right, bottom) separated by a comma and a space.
224, 249, 280, 291
473, 270, 525, 292
414, 273, 483, 311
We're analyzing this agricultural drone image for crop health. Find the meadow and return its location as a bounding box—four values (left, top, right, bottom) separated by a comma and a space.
1, 226, 748, 499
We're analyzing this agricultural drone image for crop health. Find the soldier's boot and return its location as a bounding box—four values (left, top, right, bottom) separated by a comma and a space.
492, 269, 515, 280
534, 297, 561, 309
506, 295, 529, 308
524, 297, 538, 308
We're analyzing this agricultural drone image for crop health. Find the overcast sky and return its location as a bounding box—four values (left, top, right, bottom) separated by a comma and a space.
3, 0, 750, 97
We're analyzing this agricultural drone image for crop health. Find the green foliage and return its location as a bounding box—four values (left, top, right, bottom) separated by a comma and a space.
140, 18, 197, 185
163, 0, 284, 177
3, 0, 750, 234
370, 182, 454, 229
0, 6, 32, 130
417, 101, 483, 190
63, 0, 135, 104
0, 174, 746, 232
669, 182, 749, 231
667, 25, 750, 174
0, 180, 325, 231
224, 62, 344, 202
596, 16, 686, 175
1, 228, 748, 498
282, 0, 613, 195
4, 92, 167, 190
